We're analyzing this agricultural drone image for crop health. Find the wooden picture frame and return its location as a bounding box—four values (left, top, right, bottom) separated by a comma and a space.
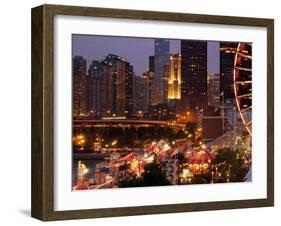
31, 4, 274, 221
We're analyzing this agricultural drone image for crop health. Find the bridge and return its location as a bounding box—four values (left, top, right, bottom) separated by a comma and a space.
73, 119, 186, 129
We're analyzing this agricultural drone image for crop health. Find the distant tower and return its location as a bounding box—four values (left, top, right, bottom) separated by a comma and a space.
207, 73, 220, 111
133, 75, 149, 114
73, 56, 87, 117
168, 53, 181, 100
146, 56, 155, 106
102, 62, 114, 116
150, 39, 170, 105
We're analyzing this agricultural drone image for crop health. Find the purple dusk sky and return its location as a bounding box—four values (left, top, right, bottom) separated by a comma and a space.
73, 34, 220, 76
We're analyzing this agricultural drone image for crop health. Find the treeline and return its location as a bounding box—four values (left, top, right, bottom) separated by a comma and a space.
73, 126, 186, 148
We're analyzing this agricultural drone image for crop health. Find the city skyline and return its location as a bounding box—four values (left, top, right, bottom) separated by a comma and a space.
73, 34, 220, 76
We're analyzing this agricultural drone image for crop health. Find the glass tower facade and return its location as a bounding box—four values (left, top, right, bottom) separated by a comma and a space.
150, 39, 170, 105
181, 40, 207, 96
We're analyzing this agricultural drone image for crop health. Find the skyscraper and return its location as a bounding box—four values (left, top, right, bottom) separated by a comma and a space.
181, 40, 207, 96
87, 60, 104, 117
133, 75, 149, 114
180, 40, 207, 110
168, 54, 181, 100
143, 70, 155, 106
149, 56, 155, 73
150, 39, 170, 105
73, 56, 87, 117
124, 63, 134, 117
102, 54, 134, 117
102, 63, 114, 116
207, 73, 220, 110
220, 42, 237, 101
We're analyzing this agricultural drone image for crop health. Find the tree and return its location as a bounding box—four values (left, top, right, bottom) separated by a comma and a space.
118, 173, 143, 188
192, 173, 211, 184
213, 148, 236, 164
141, 161, 171, 186
211, 148, 249, 183
118, 160, 171, 188
185, 122, 197, 137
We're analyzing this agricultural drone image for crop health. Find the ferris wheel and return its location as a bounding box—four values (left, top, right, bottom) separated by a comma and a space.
233, 43, 252, 136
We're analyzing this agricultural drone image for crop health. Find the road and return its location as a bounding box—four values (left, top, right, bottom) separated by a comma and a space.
73, 119, 186, 129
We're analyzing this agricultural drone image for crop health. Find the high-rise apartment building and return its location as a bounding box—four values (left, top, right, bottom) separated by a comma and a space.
102, 54, 134, 117
133, 75, 149, 114
87, 60, 104, 117
73, 56, 87, 117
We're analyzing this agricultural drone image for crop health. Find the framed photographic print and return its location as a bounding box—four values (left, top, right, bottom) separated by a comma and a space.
31, 4, 274, 221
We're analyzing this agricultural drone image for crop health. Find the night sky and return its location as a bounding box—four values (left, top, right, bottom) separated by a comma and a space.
73, 34, 220, 76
